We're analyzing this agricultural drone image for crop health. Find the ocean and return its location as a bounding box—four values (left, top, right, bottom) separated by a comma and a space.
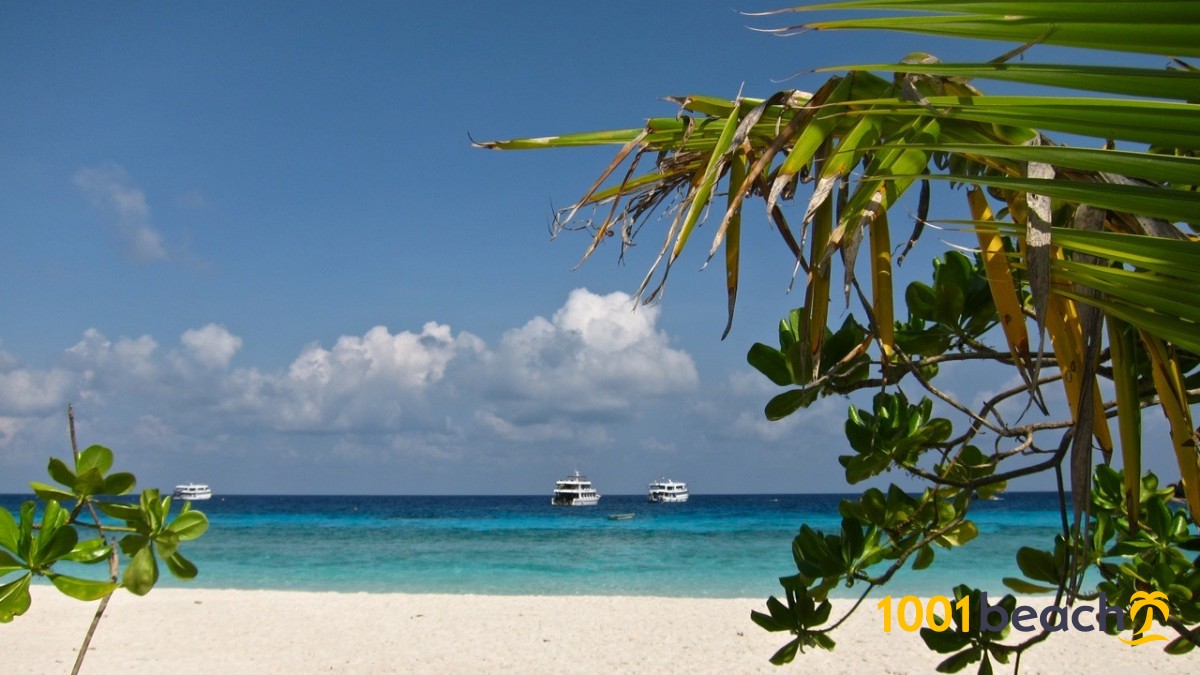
1, 492, 1065, 599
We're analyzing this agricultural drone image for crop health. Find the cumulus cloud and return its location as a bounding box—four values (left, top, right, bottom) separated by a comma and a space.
490, 288, 698, 416
64, 329, 160, 402
254, 322, 486, 432
180, 324, 242, 369
34, 290, 696, 441
73, 163, 168, 262
0, 355, 74, 417
0, 289, 715, 490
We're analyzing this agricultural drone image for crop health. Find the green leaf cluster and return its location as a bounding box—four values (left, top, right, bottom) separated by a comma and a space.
0, 500, 116, 622
748, 312, 871, 420
1092, 466, 1200, 652
751, 582, 836, 664
0, 444, 208, 623
896, 251, 1001, 357
936, 445, 1006, 501
30, 445, 135, 503
920, 585, 1017, 675
103, 489, 207, 595
842, 392, 952, 484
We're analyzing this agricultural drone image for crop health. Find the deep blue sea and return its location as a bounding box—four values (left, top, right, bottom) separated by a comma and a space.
1, 493, 1065, 599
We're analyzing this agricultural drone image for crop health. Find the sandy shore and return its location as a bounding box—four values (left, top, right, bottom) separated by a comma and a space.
4, 587, 1194, 673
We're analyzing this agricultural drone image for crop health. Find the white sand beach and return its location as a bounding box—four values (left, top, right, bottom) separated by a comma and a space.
5, 587, 1194, 674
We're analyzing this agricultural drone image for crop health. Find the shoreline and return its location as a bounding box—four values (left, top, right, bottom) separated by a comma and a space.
6, 587, 1194, 674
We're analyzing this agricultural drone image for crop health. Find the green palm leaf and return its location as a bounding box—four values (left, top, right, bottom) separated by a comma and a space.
822, 63, 1200, 101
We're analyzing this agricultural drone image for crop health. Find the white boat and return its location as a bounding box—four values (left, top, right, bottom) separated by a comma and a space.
648, 478, 689, 503
551, 471, 600, 506
173, 483, 212, 501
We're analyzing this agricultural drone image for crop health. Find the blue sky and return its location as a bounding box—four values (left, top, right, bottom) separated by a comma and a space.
0, 2, 1171, 495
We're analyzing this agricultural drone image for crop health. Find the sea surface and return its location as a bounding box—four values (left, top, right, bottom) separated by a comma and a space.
1, 492, 1067, 599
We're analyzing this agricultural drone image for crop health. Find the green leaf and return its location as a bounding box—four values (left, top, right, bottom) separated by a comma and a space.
1001, 577, 1055, 594
62, 538, 113, 565
98, 502, 143, 523
936, 646, 982, 673
766, 595, 795, 627
938, 521, 978, 547
76, 445, 114, 476
0, 573, 32, 623
766, 388, 818, 420
0, 549, 27, 576
29, 482, 75, 502
48, 574, 118, 601
826, 63, 1200, 102
30, 500, 68, 566
167, 510, 209, 541
671, 95, 741, 264
102, 472, 137, 496
769, 637, 802, 665
140, 489, 163, 532
118, 534, 149, 558
748, 343, 793, 386
154, 530, 181, 560
790, 1, 1200, 25
163, 551, 198, 580
751, 608, 791, 632
930, 173, 1200, 223
0, 508, 18, 554
73, 468, 106, 498
884, 142, 1200, 186
1165, 635, 1197, 655
32, 525, 78, 568
912, 544, 935, 570
921, 623, 971, 653
1015, 547, 1060, 584
47, 457, 77, 489
800, 13, 1200, 58
932, 279, 965, 326
906, 282, 936, 321
122, 546, 159, 596
17, 502, 34, 558
812, 631, 836, 650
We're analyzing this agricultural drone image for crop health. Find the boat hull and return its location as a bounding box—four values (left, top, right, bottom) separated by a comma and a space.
648, 493, 688, 503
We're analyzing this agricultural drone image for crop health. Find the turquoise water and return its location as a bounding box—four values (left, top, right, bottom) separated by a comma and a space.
0, 493, 1064, 598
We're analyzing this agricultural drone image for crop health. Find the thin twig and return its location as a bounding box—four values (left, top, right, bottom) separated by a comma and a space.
69, 406, 119, 675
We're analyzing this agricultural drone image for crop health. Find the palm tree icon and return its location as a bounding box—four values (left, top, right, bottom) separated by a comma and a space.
1120, 591, 1170, 646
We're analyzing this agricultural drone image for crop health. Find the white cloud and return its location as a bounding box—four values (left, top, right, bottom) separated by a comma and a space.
491, 288, 698, 413
180, 324, 242, 369
252, 322, 486, 432
95, 290, 693, 441
73, 163, 168, 262
65, 329, 160, 398
0, 347, 75, 416
0, 288, 709, 490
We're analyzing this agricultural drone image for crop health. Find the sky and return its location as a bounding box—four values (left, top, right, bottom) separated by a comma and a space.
0, 1, 1176, 495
